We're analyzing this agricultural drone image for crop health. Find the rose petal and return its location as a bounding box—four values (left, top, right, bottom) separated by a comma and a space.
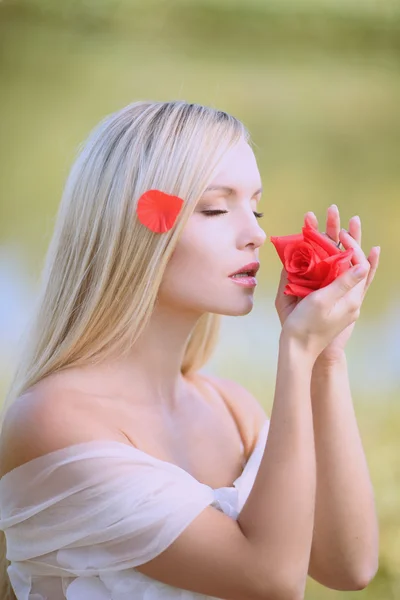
302, 223, 341, 258
270, 234, 303, 265
319, 248, 354, 287
271, 223, 354, 298
291, 248, 353, 284
136, 190, 184, 233
284, 282, 315, 298
286, 274, 320, 289
284, 241, 318, 275
307, 258, 333, 282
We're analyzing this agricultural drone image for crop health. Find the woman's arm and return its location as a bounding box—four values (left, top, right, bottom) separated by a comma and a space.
237, 333, 317, 600
217, 354, 379, 592
307, 354, 379, 590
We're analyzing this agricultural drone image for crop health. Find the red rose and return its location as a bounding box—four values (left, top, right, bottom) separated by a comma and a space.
270, 223, 354, 298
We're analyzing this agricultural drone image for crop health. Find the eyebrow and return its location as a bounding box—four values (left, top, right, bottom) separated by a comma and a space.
203, 185, 263, 197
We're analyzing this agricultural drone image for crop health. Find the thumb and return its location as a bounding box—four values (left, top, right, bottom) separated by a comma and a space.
327, 264, 368, 299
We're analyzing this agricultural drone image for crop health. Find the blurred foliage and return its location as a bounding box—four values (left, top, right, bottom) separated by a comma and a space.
0, 1, 399, 597
0, 0, 400, 67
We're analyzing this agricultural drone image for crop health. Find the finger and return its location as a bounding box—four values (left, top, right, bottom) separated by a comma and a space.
276, 267, 289, 298
339, 229, 369, 268
305, 211, 318, 230
325, 204, 341, 244
348, 214, 362, 246
364, 246, 380, 291
319, 262, 369, 302
275, 268, 299, 319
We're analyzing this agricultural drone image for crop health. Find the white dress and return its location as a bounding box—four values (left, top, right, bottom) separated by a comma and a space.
0, 420, 270, 600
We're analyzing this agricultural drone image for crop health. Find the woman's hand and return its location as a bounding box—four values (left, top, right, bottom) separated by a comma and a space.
275, 205, 381, 363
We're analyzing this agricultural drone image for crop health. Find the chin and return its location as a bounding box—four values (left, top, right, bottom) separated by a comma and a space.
219, 299, 255, 317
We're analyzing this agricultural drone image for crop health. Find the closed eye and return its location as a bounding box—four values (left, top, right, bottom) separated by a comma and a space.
202, 210, 264, 219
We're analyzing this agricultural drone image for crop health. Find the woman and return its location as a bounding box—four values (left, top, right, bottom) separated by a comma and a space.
0, 100, 380, 599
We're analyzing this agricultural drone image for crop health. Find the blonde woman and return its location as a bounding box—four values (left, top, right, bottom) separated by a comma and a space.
0, 101, 380, 600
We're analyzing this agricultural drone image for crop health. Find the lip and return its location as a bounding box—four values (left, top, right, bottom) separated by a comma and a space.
229, 261, 260, 277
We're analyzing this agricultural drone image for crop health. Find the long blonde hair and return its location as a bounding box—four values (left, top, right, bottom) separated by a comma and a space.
0, 100, 249, 598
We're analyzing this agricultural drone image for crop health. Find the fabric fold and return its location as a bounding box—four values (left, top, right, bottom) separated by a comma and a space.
0, 419, 269, 599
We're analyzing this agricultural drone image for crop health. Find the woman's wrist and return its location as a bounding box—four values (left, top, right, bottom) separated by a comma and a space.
279, 330, 317, 374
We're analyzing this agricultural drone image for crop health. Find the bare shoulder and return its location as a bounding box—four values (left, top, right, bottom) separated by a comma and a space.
193, 372, 269, 453
198, 372, 268, 425
0, 377, 127, 477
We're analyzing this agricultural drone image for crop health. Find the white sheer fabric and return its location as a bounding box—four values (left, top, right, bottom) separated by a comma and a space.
0, 420, 269, 600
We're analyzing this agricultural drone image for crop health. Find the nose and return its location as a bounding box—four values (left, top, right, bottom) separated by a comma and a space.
239, 213, 267, 250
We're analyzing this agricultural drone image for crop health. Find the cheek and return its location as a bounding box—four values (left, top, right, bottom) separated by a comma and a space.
168, 235, 208, 281
159, 229, 221, 301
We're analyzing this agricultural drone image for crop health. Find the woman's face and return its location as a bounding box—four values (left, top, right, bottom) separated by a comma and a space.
159, 138, 267, 317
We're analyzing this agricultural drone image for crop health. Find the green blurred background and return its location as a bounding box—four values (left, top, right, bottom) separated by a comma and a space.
0, 0, 399, 597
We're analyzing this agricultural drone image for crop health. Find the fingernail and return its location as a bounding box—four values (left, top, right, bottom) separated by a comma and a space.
352, 215, 361, 222
330, 204, 338, 210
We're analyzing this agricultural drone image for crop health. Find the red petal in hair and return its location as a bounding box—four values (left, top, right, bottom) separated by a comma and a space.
136, 190, 184, 233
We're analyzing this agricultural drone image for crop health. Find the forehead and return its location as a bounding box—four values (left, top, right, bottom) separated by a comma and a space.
207, 140, 261, 190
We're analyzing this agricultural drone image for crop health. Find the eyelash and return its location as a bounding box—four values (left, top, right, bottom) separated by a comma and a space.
202, 210, 264, 219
